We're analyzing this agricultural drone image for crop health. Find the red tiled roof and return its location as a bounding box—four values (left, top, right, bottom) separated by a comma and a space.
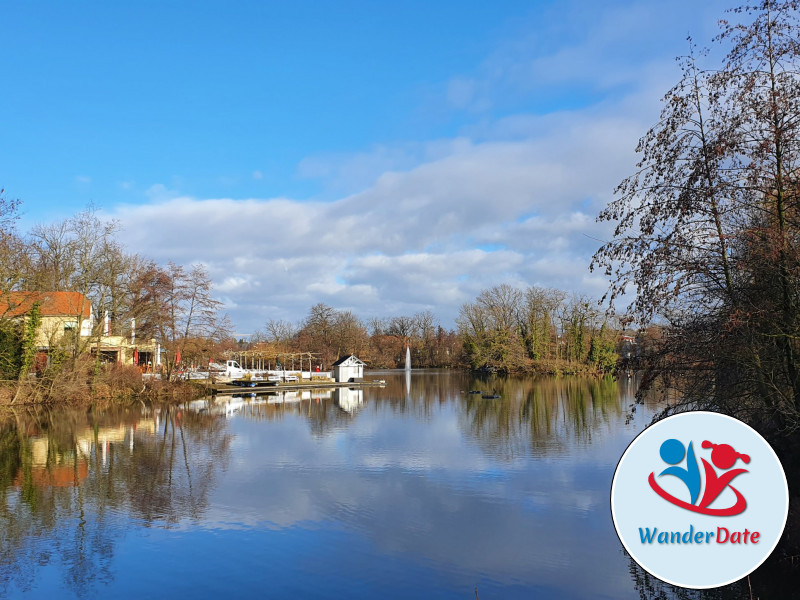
1, 292, 92, 319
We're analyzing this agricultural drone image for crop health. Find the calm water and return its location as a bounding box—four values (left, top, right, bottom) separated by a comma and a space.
0, 371, 753, 599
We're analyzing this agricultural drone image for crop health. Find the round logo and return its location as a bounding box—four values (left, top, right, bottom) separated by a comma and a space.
611, 411, 788, 589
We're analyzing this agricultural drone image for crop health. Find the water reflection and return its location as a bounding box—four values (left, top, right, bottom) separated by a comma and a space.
335, 387, 364, 413
0, 373, 768, 599
460, 375, 628, 460
0, 405, 232, 597
209, 387, 365, 415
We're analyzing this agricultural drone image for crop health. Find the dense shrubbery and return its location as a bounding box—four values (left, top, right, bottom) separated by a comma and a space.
456, 284, 620, 375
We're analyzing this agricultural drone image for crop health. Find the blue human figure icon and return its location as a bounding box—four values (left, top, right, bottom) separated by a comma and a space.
658, 438, 701, 505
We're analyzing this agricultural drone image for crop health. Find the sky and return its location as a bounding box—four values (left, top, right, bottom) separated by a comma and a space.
1, 0, 733, 336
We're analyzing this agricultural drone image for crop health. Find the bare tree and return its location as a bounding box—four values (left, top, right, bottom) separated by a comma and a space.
413, 310, 438, 366
132, 262, 229, 379
331, 310, 368, 359
594, 1, 800, 430
592, 43, 738, 324
367, 316, 388, 337
457, 285, 527, 371
0, 190, 27, 296
476, 284, 523, 332
258, 319, 297, 347
387, 315, 416, 344
27, 219, 76, 292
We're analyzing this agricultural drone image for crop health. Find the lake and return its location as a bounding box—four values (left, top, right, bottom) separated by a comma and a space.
0, 371, 754, 599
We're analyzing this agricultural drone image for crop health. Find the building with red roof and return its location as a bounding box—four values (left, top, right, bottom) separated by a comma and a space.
1, 291, 94, 350
1, 291, 160, 369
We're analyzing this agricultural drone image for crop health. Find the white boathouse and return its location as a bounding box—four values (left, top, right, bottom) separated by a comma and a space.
332, 355, 366, 382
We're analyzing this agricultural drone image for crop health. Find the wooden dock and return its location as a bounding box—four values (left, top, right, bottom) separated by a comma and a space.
206, 379, 386, 396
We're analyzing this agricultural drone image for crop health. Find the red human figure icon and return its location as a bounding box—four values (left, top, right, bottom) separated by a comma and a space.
698, 441, 750, 512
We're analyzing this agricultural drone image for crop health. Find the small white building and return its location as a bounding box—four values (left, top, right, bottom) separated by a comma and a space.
332, 355, 366, 382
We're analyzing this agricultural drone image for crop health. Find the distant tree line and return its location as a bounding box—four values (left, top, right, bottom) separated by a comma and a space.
245, 285, 625, 375
250, 304, 464, 371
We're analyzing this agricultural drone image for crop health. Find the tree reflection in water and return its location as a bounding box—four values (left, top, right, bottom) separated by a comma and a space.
202, 373, 641, 460
0, 374, 780, 600
458, 375, 632, 460
0, 404, 232, 597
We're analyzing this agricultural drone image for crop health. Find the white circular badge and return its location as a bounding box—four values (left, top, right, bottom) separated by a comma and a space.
611, 411, 788, 589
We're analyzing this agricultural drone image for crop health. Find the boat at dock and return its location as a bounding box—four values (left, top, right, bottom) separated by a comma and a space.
229, 379, 279, 388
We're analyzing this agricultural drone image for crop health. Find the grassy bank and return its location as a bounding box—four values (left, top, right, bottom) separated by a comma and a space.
0, 358, 207, 406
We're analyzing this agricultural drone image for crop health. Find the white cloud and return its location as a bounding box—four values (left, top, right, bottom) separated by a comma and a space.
109, 0, 725, 333
111, 104, 641, 333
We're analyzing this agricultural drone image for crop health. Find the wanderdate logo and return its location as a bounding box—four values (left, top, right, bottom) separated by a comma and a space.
649, 438, 750, 516
611, 412, 788, 589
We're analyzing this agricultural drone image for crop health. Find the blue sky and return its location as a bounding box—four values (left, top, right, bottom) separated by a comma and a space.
1, 0, 731, 334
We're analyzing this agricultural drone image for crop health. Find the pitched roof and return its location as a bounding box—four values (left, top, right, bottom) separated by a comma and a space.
1, 292, 92, 319
332, 355, 366, 367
